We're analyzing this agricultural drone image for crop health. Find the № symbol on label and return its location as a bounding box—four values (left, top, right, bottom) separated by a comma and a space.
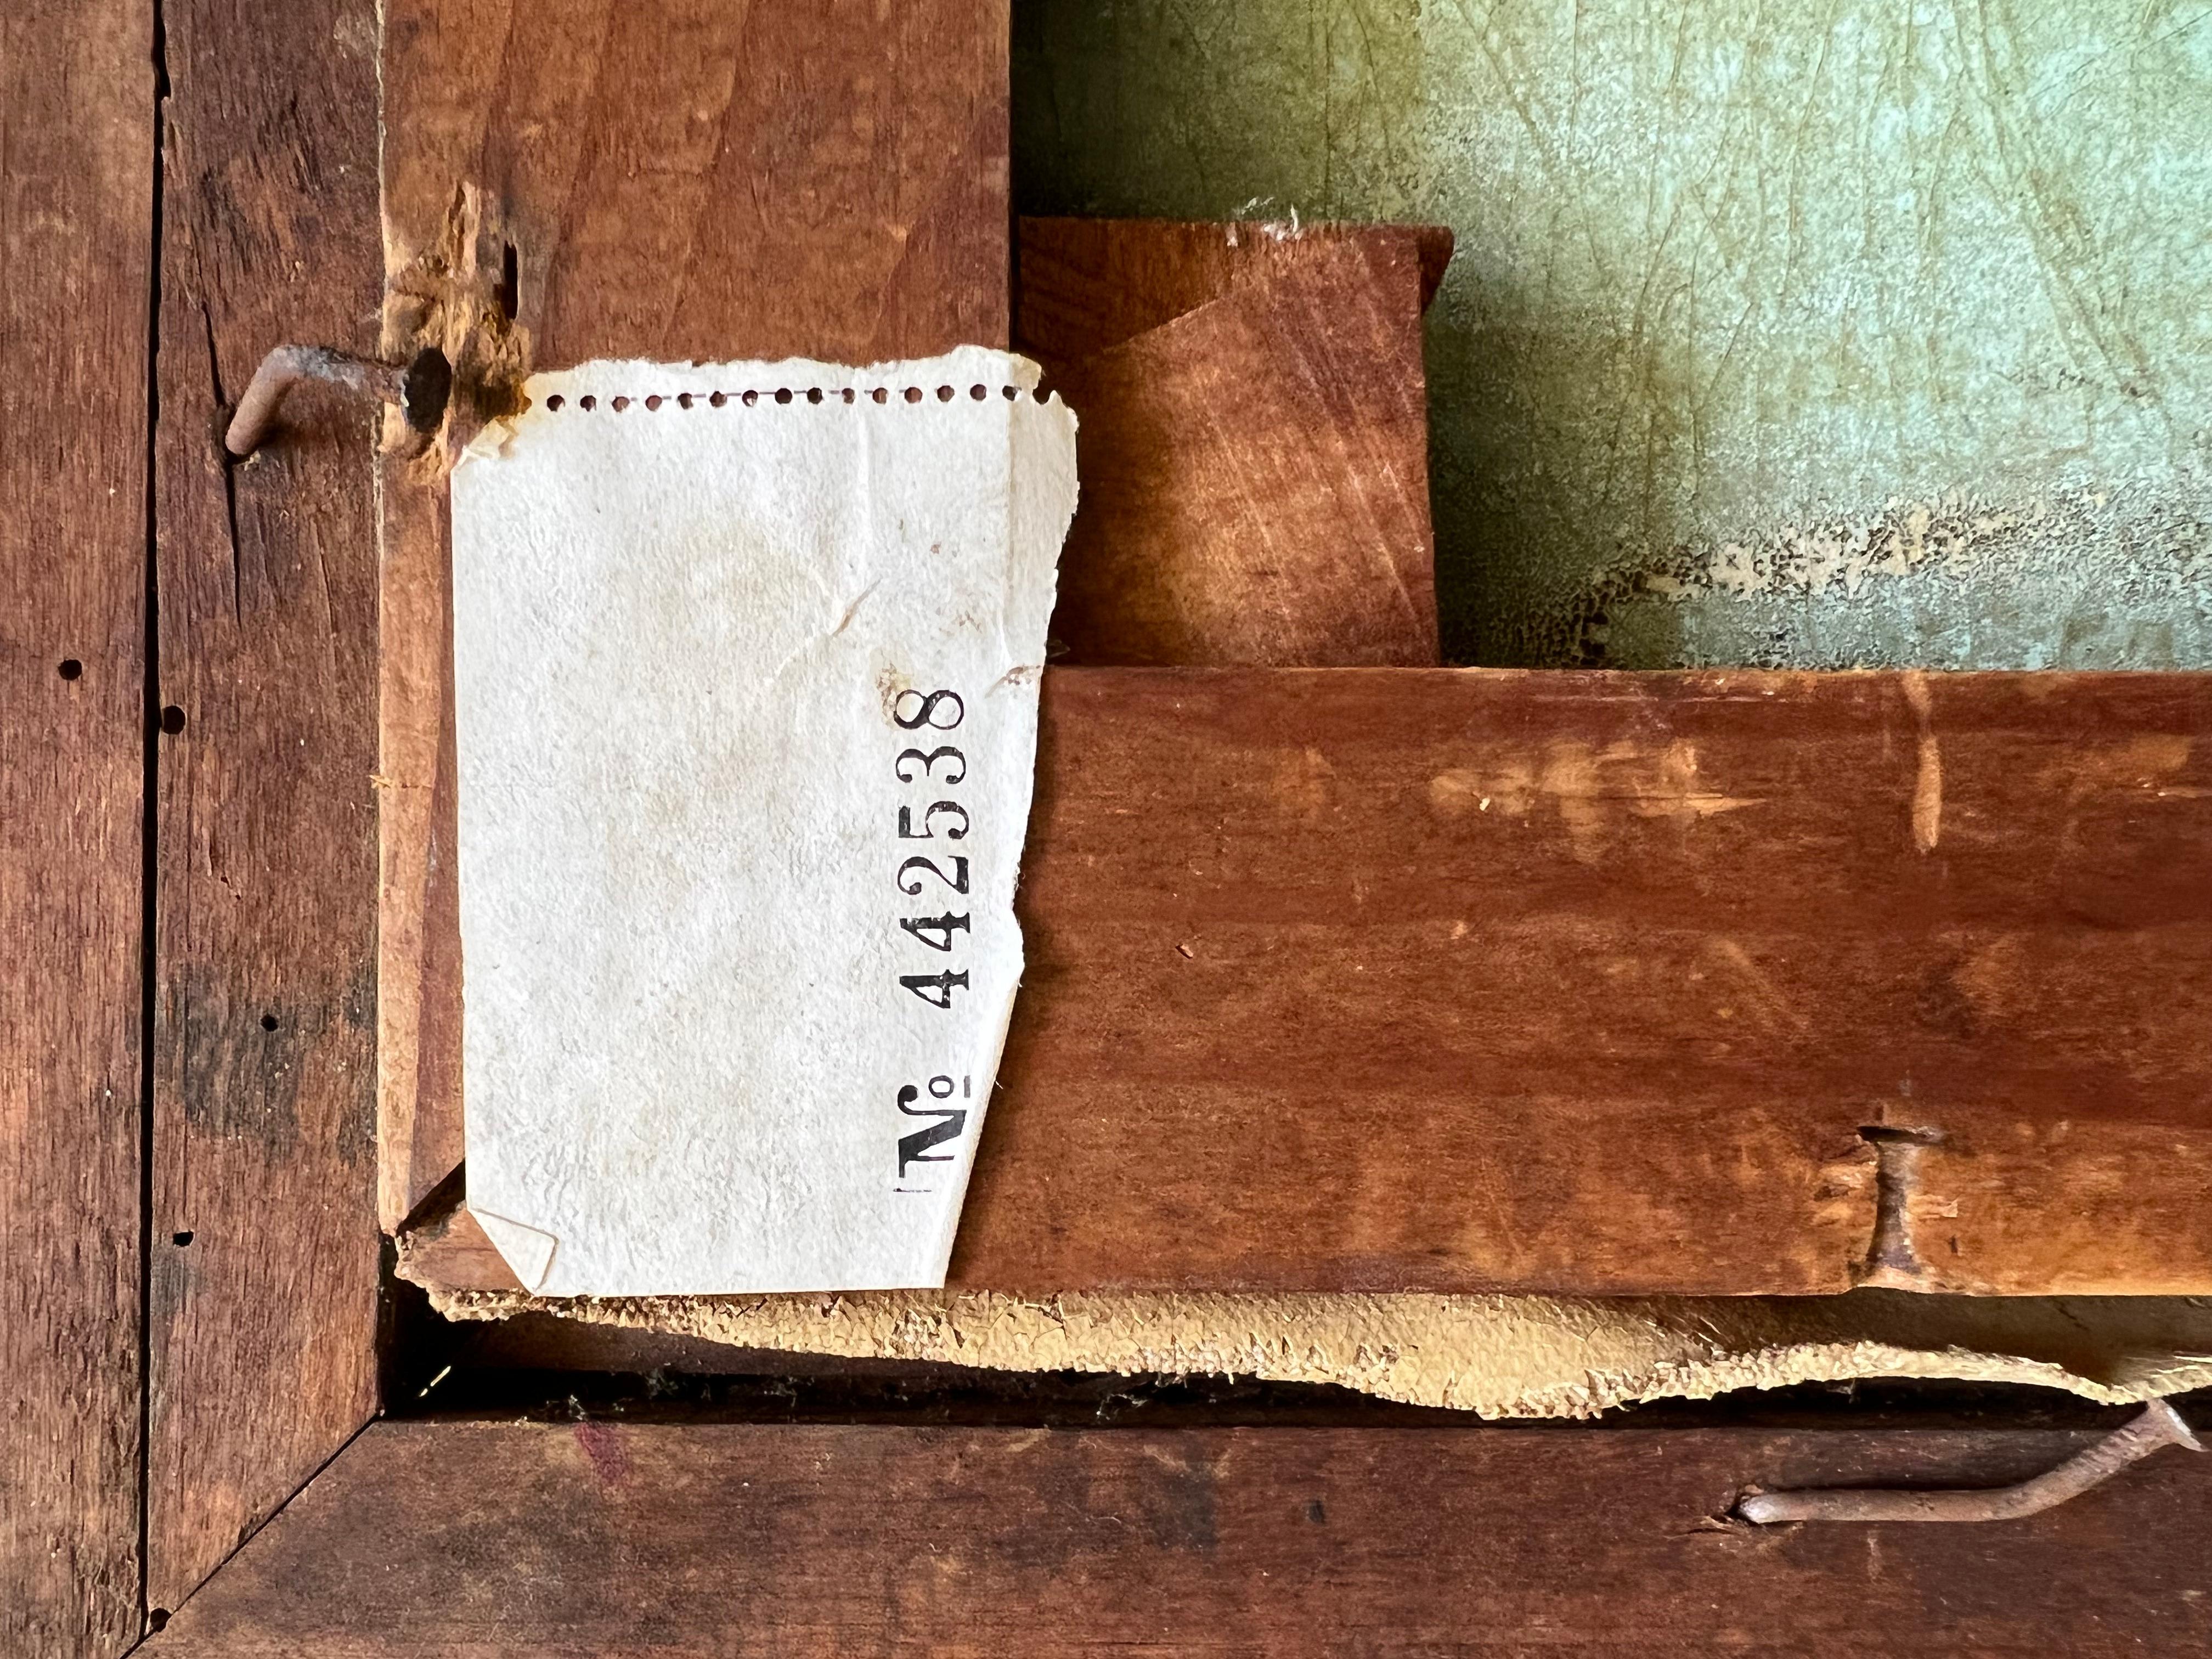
897, 1074, 971, 1186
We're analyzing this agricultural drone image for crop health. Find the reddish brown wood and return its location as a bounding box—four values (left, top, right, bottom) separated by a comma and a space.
1015, 216, 1454, 365
0, 3, 152, 1652
400, 668, 2212, 1300
1019, 218, 1446, 667
376, 0, 1014, 1231
148, 0, 385, 1615
145, 1419, 2212, 1657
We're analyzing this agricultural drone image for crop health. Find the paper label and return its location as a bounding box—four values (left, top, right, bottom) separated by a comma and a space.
448, 347, 1077, 1295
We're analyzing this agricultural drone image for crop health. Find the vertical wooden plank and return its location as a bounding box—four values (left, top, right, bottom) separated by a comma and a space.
375, 0, 1014, 1229
0, 5, 153, 1652
148, 0, 384, 1615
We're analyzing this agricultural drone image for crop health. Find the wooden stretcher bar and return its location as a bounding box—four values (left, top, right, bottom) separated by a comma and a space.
143, 1418, 2212, 1656
405, 665, 2212, 1299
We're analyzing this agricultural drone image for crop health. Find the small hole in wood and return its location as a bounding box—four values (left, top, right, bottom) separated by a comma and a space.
709, 391, 727, 408
969, 383, 986, 400
871, 388, 888, 404
645, 394, 663, 410
806, 387, 823, 404
935, 385, 954, 402
172, 1231, 193, 1248
841, 387, 855, 403
261, 1013, 279, 1031
159, 706, 185, 735
544, 394, 565, 411
678, 393, 694, 409
611, 396, 630, 411
904, 387, 923, 403
496, 241, 520, 321
579, 395, 597, 411
1002, 385, 1018, 400
743, 390, 760, 407
148, 1611, 171, 1634
774, 388, 793, 405
58, 659, 83, 680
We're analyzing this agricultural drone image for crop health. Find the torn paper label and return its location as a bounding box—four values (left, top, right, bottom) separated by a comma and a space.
449, 347, 1077, 1295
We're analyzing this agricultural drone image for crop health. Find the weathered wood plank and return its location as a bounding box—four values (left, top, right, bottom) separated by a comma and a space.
376, 0, 1014, 1231
1019, 217, 1447, 667
960, 668, 2212, 1294
145, 1418, 2212, 1656
148, 0, 385, 1615
0, 3, 153, 1652
407, 667, 2212, 1299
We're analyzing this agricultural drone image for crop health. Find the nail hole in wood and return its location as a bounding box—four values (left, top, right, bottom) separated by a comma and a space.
58, 659, 82, 680
159, 706, 186, 735
172, 1231, 193, 1247
496, 241, 520, 320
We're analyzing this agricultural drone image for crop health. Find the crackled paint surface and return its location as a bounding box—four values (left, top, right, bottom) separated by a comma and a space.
1015, 0, 2212, 666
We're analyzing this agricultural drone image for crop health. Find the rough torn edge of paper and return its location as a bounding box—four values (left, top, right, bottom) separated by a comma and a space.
413, 1279, 2212, 1419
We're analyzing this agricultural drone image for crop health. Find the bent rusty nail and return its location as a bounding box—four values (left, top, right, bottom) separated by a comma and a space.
1739, 1399, 2202, 1525
223, 344, 453, 458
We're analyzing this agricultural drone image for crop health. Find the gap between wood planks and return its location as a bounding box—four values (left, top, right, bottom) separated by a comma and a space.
136, 0, 170, 1639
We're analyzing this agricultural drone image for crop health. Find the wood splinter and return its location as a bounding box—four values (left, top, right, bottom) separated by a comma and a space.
1739, 1400, 2202, 1525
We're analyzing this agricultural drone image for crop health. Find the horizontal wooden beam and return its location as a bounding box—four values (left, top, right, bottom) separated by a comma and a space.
405, 665, 2212, 1298
146, 1418, 2212, 1656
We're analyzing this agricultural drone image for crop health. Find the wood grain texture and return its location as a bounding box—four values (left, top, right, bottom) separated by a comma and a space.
403, 668, 2212, 1299
1015, 216, 1454, 364
145, 1418, 2212, 1657
149, 0, 385, 1615
376, 0, 1013, 1230
0, 3, 152, 1652
1020, 218, 1445, 666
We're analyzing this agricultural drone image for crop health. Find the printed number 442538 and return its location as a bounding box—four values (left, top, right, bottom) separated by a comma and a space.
895, 688, 970, 1011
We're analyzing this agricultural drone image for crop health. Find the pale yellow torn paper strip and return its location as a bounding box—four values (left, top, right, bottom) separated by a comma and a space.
409, 1278, 2212, 1418
449, 347, 1078, 1296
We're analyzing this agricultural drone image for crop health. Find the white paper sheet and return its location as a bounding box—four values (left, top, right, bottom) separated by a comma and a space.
449, 347, 1077, 1295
